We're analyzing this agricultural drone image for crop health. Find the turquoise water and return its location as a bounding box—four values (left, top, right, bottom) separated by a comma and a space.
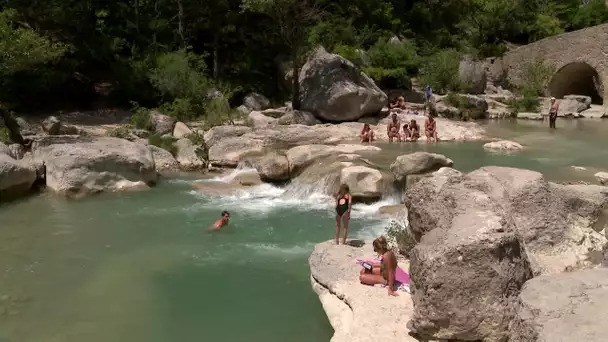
1, 118, 607, 342
0, 177, 389, 342
362, 119, 608, 183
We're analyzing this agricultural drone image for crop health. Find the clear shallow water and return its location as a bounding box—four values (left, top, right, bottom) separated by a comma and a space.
361, 119, 608, 182
0, 172, 391, 342
1, 118, 607, 342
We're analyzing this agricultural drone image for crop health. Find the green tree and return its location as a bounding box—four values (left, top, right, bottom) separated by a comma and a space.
241, 0, 322, 110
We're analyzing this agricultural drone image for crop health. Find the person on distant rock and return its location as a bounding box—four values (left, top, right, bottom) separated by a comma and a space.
409, 119, 420, 141
425, 113, 438, 143
390, 96, 407, 112
359, 123, 375, 143
549, 97, 559, 129
359, 236, 399, 296
209, 211, 230, 231
334, 184, 352, 245
402, 122, 411, 142
425, 84, 433, 108
387, 113, 401, 142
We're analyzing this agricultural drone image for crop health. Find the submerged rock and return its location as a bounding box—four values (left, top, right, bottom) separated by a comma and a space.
31, 136, 157, 196
483, 140, 523, 151
596, 171, 608, 185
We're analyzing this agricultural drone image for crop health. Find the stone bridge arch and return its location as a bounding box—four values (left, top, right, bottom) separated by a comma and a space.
489, 23, 608, 104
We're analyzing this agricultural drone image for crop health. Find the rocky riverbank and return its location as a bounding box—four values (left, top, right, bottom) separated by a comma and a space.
309, 241, 417, 342
309, 164, 608, 342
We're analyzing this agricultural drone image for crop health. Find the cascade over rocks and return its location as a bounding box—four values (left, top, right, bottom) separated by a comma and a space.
31, 136, 157, 196
299, 47, 387, 122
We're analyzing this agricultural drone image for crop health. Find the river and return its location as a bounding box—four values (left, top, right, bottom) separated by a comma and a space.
0, 119, 607, 342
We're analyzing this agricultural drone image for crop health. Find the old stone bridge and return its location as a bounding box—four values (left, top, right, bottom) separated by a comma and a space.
489, 23, 608, 105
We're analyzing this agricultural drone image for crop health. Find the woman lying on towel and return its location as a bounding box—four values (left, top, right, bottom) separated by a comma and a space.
359, 236, 399, 296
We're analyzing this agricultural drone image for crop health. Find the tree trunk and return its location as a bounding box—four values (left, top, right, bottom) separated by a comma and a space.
213, 36, 219, 80
176, 0, 186, 48
0, 110, 24, 145
291, 49, 302, 110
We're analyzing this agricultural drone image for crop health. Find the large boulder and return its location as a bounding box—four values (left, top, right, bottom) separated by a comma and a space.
247, 111, 278, 128
339, 165, 393, 202
405, 166, 608, 274
203, 125, 252, 148
286, 144, 380, 177
510, 268, 608, 342
299, 47, 387, 122
243, 92, 271, 111
458, 56, 487, 94
148, 145, 179, 172
31, 136, 157, 196
560, 95, 592, 115
172, 121, 192, 139
174, 138, 207, 171
7, 144, 25, 160
408, 199, 533, 341
255, 151, 290, 182
0, 153, 37, 201
278, 110, 321, 126
389, 152, 454, 183
42, 116, 61, 135
149, 111, 176, 135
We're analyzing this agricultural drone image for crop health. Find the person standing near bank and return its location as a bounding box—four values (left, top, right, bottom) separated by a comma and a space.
425, 84, 433, 108
549, 97, 559, 129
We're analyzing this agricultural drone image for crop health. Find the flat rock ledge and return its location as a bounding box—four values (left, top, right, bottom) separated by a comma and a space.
309, 241, 418, 342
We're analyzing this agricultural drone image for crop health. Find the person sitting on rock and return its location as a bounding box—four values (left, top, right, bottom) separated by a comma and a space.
390, 96, 407, 112
409, 119, 420, 141
359, 236, 399, 297
402, 123, 411, 142
425, 113, 438, 143
387, 113, 401, 143
359, 123, 375, 143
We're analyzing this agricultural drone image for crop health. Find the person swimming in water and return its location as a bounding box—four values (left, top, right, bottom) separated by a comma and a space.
334, 184, 352, 245
209, 211, 230, 231
359, 236, 399, 296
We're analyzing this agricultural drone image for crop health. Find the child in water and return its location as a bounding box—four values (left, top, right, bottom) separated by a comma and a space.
209, 211, 230, 231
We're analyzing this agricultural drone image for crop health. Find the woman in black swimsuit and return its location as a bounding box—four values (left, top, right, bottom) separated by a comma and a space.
335, 184, 352, 245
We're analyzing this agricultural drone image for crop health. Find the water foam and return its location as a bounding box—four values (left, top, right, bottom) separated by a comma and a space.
184, 167, 401, 237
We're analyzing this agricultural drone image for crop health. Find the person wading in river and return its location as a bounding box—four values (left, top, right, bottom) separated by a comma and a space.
549, 97, 559, 129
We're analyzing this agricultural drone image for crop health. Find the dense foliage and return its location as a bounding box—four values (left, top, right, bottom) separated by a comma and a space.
0, 0, 606, 117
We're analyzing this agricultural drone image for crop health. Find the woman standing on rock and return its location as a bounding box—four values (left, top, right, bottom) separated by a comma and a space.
359, 236, 399, 296
335, 184, 352, 244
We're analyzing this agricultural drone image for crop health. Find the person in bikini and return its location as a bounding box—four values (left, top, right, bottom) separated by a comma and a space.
208, 211, 230, 231
359, 236, 399, 296
402, 122, 411, 142
387, 113, 401, 143
359, 123, 375, 143
409, 119, 420, 141
425, 113, 438, 143
334, 184, 352, 245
